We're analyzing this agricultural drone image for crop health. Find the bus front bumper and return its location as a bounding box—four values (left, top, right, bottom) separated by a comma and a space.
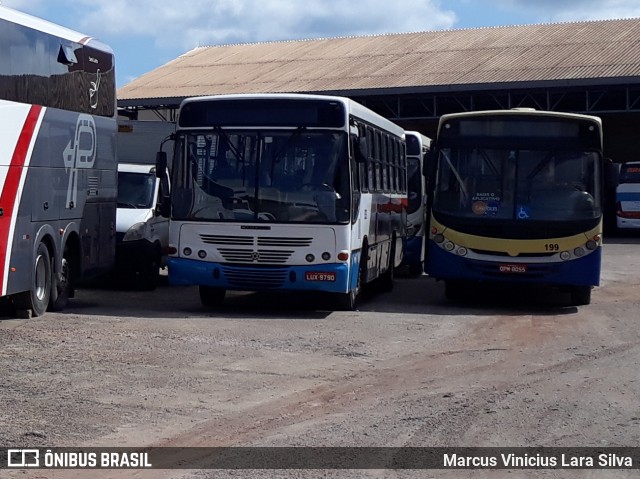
426, 243, 601, 287
167, 257, 351, 293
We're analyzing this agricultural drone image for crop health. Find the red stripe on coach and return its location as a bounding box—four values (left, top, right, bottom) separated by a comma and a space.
0, 105, 43, 294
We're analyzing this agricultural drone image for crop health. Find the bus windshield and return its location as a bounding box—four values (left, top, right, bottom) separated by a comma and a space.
172, 130, 350, 223
433, 147, 601, 222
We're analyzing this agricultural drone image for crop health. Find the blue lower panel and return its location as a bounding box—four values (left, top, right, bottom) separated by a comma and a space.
168, 257, 350, 293
427, 242, 601, 287
402, 236, 424, 267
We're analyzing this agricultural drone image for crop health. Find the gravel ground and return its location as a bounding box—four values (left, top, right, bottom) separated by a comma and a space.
1, 237, 640, 479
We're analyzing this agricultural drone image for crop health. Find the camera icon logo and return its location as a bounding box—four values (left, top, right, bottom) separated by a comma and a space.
7, 449, 40, 468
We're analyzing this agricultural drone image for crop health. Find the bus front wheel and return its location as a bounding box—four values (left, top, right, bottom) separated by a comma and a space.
338, 246, 367, 311
570, 285, 592, 306
199, 286, 226, 307
444, 280, 465, 302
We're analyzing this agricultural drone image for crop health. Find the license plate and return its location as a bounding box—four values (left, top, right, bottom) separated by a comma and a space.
305, 271, 336, 282
498, 264, 527, 274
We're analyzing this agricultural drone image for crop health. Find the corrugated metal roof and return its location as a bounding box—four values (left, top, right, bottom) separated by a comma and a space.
118, 18, 640, 102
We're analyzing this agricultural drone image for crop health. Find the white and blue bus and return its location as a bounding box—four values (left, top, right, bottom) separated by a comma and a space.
615, 161, 640, 230
0, 5, 117, 317
427, 109, 603, 306
156, 94, 407, 310
402, 131, 431, 276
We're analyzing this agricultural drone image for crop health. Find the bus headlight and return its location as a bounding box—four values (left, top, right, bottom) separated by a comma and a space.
573, 247, 586, 258
586, 240, 598, 251
560, 251, 571, 261
457, 247, 468, 257
444, 241, 455, 252
434, 233, 445, 244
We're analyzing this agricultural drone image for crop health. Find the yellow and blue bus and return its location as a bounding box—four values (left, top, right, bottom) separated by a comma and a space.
156, 94, 407, 310
427, 109, 603, 305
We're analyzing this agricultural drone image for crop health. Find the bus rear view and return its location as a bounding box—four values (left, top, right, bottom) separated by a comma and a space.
427, 110, 603, 306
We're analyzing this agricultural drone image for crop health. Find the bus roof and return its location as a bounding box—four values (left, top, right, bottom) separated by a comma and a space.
179, 93, 405, 138
0, 4, 113, 53
438, 108, 602, 127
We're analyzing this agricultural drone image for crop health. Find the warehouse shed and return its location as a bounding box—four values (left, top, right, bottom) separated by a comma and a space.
117, 18, 640, 164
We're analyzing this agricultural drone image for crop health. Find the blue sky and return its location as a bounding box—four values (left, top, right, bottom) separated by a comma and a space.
4, 0, 640, 88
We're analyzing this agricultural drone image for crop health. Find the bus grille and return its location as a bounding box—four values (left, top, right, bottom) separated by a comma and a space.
200, 234, 312, 248
200, 235, 253, 245
199, 234, 313, 264
221, 266, 289, 289
218, 248, 293, 264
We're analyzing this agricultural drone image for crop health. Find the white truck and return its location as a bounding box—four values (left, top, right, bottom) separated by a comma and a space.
116, 120, 174, 289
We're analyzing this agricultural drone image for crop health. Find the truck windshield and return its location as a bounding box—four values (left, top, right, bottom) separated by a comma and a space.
433, 147, 601, 222
117, 172, 156, 209
171, 130, 350, 224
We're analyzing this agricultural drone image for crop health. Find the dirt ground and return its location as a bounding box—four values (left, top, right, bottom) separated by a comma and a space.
1, 236, 640, 479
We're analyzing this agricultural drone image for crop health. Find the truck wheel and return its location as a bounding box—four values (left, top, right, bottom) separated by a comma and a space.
14, 242, 52, 317
139, 254, 160, 291
199, 286, 226, 307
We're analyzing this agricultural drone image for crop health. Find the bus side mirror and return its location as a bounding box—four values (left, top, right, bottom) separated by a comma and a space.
156, 151, 167, 178
156, 197, 170, 218
155, 151, 171, 217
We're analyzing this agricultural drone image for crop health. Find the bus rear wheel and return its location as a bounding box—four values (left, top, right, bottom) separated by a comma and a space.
49, 251, 73, 312
14, 242, 52, 317
199, 286, 226, 307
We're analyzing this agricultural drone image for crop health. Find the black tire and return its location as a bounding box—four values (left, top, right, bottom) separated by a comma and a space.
444, 280, 465, 302
570, 285, 592, 306
379, 240, 396, 293
199, 285, 226, 307
48, 252, 72, 312
408, 262, 424, 277
139, 253, 160, 291
14, 242, 52, 317
337, 245, 368, 311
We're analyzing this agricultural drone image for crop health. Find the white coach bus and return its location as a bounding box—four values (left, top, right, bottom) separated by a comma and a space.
156, 94, 407, 310
0, 5, 117, 316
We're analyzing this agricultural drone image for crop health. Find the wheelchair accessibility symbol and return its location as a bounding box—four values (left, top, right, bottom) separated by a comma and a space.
517, 206, 531, 220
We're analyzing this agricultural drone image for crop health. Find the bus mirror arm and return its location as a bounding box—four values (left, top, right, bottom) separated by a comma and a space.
155, 151, 168, 178
156, 195, 170, 218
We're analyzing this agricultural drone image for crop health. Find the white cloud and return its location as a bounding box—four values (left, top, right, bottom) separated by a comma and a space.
497, 0, 640, 22
68, 0, 457, 51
